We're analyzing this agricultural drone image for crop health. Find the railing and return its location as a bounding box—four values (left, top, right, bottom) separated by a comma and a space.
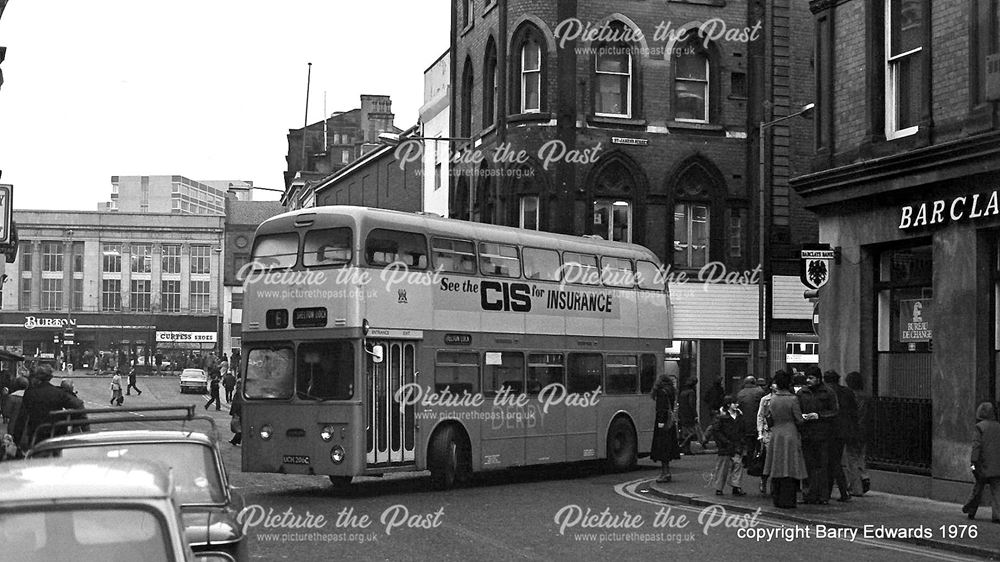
867, 396, 932, 474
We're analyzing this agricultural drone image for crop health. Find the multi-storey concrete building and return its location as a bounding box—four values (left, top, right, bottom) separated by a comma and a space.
449, 0, 816, 394
102, 175, 254, 214
0, 210, 224, 369
792, 0, 1000, 501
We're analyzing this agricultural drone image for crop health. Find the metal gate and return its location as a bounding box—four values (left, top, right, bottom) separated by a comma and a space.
366, 340, 416, 466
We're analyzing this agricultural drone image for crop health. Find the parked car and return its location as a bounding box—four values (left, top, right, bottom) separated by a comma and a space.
180, 368, 209, 394
28, 407, 248, 561
0, 458, 235, 562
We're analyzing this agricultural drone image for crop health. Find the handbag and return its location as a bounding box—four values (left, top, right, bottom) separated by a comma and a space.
746, 445, 766, 477
230, 415, 241, 434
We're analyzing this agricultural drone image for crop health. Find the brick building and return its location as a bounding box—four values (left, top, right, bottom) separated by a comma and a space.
283, 95, 403, 210
449, 0, 816, 394
792, 0, 999, 500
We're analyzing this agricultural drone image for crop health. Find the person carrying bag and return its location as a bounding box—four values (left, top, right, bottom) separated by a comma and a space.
110, 371, 124, 406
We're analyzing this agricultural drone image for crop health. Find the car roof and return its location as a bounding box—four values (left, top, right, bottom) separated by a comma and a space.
0, 458, 173, 502
182, 368, 206, 373
31, 429, 215, 451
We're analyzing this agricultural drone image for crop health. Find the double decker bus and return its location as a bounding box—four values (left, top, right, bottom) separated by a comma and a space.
240, 206, 671, 488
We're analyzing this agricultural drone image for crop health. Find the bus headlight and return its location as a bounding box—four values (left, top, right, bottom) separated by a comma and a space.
330, 445, 346, 464
260, 425, 273, 440
320, 425, 336, 442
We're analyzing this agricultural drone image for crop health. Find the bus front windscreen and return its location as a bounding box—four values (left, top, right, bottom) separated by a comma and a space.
245, 347, 294, 399
296, 341, 355, 400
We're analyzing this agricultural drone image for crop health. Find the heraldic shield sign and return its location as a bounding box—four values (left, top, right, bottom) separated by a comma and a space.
800, 244, 835, 290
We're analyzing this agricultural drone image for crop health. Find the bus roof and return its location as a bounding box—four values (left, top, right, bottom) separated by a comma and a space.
257, 206, 662, 264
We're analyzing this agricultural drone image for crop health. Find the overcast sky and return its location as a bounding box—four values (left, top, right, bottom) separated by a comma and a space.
0, 1, 449, 209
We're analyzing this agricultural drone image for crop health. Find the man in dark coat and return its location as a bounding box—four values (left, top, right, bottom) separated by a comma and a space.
963, 402, 1000, 522
11, 364, 86, 449
736, 376, 766, 458
204, 370, 222, 411
824, 370, 857, 502
677, 378, 702, 453
797, 365, 839, 504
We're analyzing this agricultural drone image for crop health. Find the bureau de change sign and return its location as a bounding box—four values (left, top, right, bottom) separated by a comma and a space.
899, 299, 932, 343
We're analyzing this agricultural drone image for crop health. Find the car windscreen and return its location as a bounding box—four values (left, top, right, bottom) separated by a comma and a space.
35, 443, 225, 505
0, 507, 172, 562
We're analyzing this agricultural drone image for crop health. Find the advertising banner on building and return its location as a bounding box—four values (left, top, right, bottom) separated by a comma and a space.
899, 299, 932, 342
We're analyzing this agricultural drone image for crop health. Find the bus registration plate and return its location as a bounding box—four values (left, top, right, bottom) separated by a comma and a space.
282, 455, 310, 465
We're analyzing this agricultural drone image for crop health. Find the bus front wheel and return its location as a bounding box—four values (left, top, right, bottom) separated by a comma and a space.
429, 425, 470, 490
606, 417, 637, 472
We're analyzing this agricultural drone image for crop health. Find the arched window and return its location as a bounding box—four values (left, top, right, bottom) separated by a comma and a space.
461, 57, 474, 137
521, 39, 541, 113
593, 22, 636, 118
510, 24, 546, 114
591, 159, 637, 243
673, 164, 716, 268
673, 37, 711, 123
483, 38, 498, 127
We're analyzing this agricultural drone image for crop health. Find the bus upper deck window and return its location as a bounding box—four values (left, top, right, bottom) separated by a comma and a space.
366, 229, 427, 269
479, 242, 520, 278
251, 233, 299, 269
303, 228, 352, 267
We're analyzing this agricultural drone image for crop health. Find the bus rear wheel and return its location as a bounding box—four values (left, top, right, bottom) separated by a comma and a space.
429, 425, 470, 490
606, 417, 637, 472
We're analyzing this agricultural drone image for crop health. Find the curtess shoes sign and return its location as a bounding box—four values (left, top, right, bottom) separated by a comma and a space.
155, 331, 217, 343
899, 190, 1000, 230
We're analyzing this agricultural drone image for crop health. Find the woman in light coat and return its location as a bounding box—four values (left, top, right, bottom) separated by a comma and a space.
762, 370, 808, 508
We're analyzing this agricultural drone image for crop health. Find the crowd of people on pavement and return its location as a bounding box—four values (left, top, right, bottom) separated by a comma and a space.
648, 365, 1000, 521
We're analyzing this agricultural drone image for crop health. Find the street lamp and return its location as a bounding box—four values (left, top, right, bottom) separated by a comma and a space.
758, 102, 814, 377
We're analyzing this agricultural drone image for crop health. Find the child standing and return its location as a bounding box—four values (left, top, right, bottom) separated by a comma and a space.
711, 395, 747, 496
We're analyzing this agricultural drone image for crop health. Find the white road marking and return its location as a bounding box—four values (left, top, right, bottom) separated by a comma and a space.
613, 479, 986, 562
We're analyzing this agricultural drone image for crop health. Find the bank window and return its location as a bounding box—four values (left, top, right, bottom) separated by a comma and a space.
191, 245, 211, 275
161, 245, 181, 274
162, 280, 181, 313
190, 280, 210, 313
885, 0, 923, 139
636, 260, 664, 291
366, 229, 428, 269
523, 247, 561, 281
674, 203, 710, 268
606, 354, 639, 394
303, 227, 352, 267
41, 242, 63, 272
432, 238, 477, 274
102, 243, 122, 273
483, 351, 524, 394
568, 353, 603, 393
527, 353, 563, 394
131, 279, 151, 312
563, 252, 600, 285
520, 195, 539, 230
875, 244, 932, 399
41, 278, 62, 311
593, 200, 631, 242
601, 256, 634, 288
296, 341, 355, 400
479, 242, 520, 277
595, 40, 632, 117
673, 39, 711, 123
520, 38, 541, 113
435, 351, 479, 394
101, 279, 122, 311
131, 244, 152, 273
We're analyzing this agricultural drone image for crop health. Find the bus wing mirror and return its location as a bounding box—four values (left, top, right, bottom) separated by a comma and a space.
370, 344, 384, 364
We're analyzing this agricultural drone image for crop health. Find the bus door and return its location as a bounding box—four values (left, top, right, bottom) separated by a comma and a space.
366, 340, 416, 466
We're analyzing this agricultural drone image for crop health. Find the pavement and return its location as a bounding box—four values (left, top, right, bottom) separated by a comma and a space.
645, 450, 1000, 559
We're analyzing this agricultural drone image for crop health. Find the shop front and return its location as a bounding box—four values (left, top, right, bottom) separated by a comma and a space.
0, 313, 219, 372
809, 178, 1000, 502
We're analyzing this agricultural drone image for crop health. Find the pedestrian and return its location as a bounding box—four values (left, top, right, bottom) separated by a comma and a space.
824, 370, 857, 502
110, 371, 124, 406
650, 373, 681, 482
844, 371, 871, 496
11, 365, 86, 450
4, 377, 28, 448
762, 370, 809, 508
702, 377, 725, 446
962, 402, 1000, 522
677, 378, 703, 454
205, 372, 222, 411
126, 367, 142, 396
736, 376, 765, 488
710, 395, 746, 496
797, 365, 839, 504
222, 368, 236, 404
754, 374, 781, 495
229, 379, 243, 446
